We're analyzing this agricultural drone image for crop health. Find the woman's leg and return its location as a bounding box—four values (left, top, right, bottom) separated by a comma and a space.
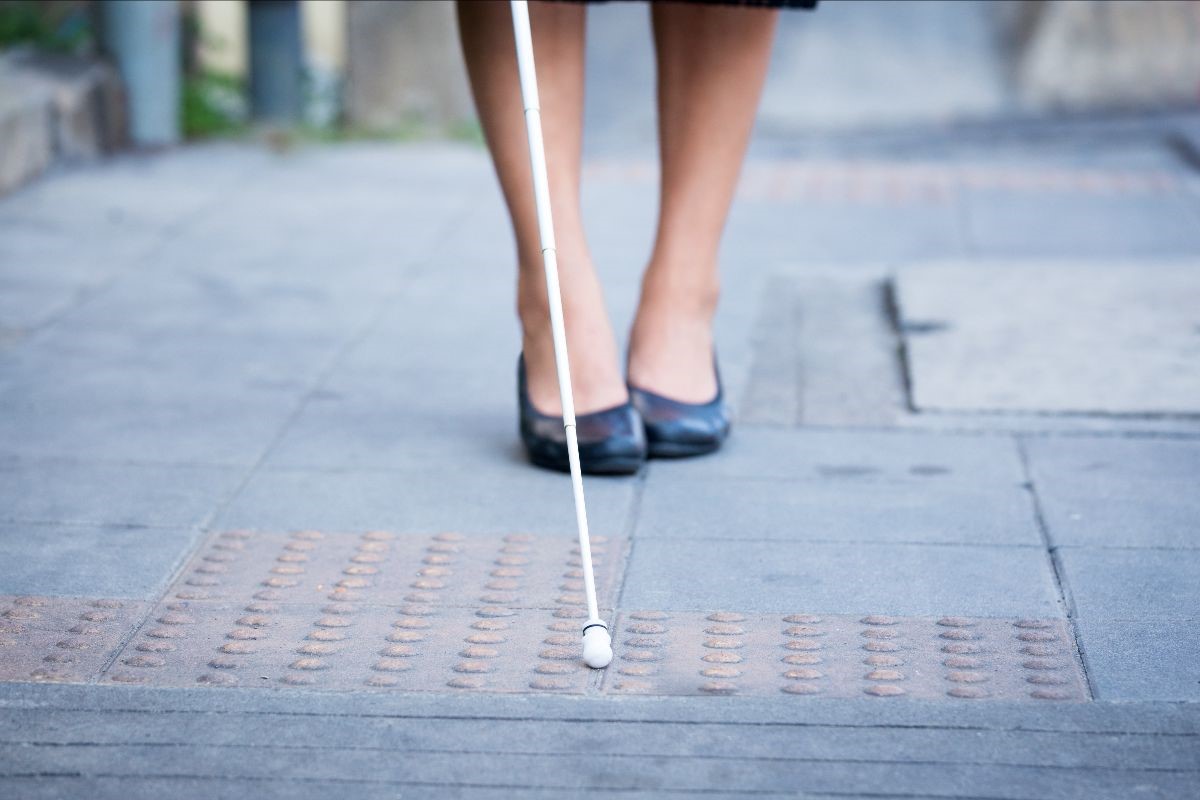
628, 3, 779, 401
457, 0, 626, 414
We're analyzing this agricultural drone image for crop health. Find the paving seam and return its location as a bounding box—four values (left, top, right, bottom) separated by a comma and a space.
616, 538, 1048, 549
0, 517, 203, 532
782, 420, 1200, 440
0, 773, 996, 798
4, 707, 1194, 737
92, 529, 207, 682
5, 744, 1197, 773
611, 469, 647, 614
1014, 437, 1094, 700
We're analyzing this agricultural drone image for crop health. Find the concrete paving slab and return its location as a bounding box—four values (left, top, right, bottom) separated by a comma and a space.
0, 222, 159, 337
2, 683, 1197, 798
263, 402, 515, 473
262, 364, 516, 472
1024, 436, 1200, 547
896, 405, 1200, 437
0, 524, 197, 600
723, 193, 969, 264
7, 737, 1197, 799
0, 781, 793, 800
1, 153, 244, 232
1076, 617, 1200, 701
0, 759, 1194, 800
6, 680, 1199, 732
739, 273, 908, 428
0, 276, 96, 341
0, 381, 298, 465
10, 700, 1196, 765
897, 261, 1200, 414
646, 427, 1026, 484
962, 189, 1200, 256
1058, 547, 1200, 620
621, 539, 1061, 617
0, 457, 242, 529
217, 466, 638, 538
1026, 435, 1200, 481
636, 476, 1041, 545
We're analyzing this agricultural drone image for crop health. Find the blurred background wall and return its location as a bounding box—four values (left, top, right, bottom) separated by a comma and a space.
2, 0, 1199, 192
182, 0, 1200, 138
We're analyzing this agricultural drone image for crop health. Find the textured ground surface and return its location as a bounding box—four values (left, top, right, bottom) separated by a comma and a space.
2, 107, 1200, 797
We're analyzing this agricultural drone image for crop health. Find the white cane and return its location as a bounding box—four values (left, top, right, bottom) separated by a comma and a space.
510, 0, 612, 669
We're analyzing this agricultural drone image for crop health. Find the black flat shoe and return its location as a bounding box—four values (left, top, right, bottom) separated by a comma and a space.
518, 356, 646, 475
628, 361, 731, 458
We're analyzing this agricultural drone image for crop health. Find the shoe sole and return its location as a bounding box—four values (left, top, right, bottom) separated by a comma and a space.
529, 453, 644, 476
646, 439, 723, 459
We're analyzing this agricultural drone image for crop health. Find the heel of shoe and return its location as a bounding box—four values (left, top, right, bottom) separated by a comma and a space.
627, 360, 730, 459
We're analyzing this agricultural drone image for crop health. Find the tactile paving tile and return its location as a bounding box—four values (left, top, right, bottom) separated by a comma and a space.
0, 595, 146, 683
603, 611, 1087, 702
162, 529, 621, 610
0, 532, 1090, 701
101, 529, 622, 693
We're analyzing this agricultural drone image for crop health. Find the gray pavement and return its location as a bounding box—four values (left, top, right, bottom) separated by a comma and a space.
1, 116, 1200, 797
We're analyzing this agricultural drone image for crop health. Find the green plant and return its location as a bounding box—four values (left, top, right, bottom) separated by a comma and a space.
0, 0, 91, 53
182, 70, 249, 138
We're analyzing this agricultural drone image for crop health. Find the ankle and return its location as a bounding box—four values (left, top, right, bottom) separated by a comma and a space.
638, 266, 719, 321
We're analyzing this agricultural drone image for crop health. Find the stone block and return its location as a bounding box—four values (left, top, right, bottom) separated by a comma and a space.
622, 538, 1061, 617
897, 261, 1200, 414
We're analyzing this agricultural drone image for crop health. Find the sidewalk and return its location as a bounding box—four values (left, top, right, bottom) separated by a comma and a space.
1, 122, 1199, 797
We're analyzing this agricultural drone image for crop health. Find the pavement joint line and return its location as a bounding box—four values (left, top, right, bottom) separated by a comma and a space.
883, 275, 921, 414
0, 774, 971, 798
612, 469, 649, 614
1051, 544, 1200, 553
92, 529, 208, 678
1014, 436, 1093, 701
619, 538, 1047, 550
0, 453, 256, 470
4, 742, 1198, 774
6, 703, 1197, 737
0, 518, 202, 532
778, 421, 1200, 441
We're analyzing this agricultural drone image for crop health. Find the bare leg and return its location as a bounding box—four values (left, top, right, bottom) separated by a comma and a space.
628, 3, 779, 401
457, 0, 626, 414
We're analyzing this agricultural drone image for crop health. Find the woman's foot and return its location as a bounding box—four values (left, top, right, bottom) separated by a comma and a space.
517, 246, 646, 474
519, 356, 646, 475
626, 272, 719, 403
626, 272, 729, 458
518, 249, 628, 416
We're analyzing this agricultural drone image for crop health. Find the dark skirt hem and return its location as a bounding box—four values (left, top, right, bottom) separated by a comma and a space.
560, 0, 817, 8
